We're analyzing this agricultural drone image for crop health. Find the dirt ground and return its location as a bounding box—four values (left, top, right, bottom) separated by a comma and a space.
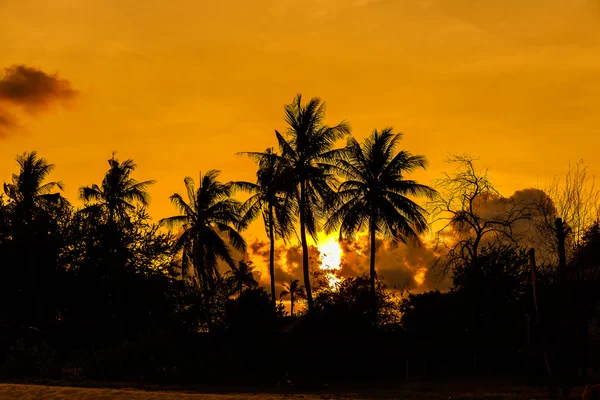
0, 382, 576, 400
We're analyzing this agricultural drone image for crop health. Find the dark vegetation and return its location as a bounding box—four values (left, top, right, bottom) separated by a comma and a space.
0, 94, 598, 391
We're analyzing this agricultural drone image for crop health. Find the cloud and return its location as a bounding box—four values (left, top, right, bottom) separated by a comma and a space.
247, 231, 450, 296
434, 186, 559, 270
247, 238, 322, 294
0, 65, 77, 137
245, 188, 558, 297
338, 232, 450, 292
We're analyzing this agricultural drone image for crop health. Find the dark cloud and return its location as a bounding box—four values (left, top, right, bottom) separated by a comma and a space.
247, 238, 323, 295
0, 65, 77, 110
0, 65, 77, 137
508, 187, 557, 263
338, 233, 450, 293
434, 187, 559, 274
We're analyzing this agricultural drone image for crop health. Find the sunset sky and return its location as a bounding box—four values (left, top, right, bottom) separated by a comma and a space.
1, 0, 599, 290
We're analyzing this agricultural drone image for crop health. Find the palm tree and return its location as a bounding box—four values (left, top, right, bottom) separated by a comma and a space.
226, 259, 259, 297
4, 151, 67, 221
78, 154, 155, 225
159, 170, 246, 295
326, 128, 437, 293
276, 94, 351, 312
280, 278, 306, 317
3, 151, 67, 328
233, 148, 297, 308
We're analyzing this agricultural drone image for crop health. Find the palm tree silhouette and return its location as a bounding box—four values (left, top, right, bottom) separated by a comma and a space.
3, 151, 67, 327
326, 128, 436, 293
160, 170, 246, 295
276, 94, 350, 312
233, 148, 297, 308
226, 259, 259, 297
78, 154, 155, 225
4, 151, 68, 221
280, 278, 306, 317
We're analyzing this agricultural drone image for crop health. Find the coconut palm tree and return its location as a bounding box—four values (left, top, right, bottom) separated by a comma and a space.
325, 128, 437, 293
280, 278, 306, 317
4, 151, 68, 221
159, 170, 246, 295
78, 154, 155, 225
226, 259, 259, 297
233, 148, 297, 307
276, 94, 351, 312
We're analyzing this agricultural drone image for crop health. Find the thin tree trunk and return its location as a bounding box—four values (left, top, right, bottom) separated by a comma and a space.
555, 217, 571, 382
300, 182, 313, 313
556, 218, 568, 278
196, 240, 212, 330
528, 248, 540, 322
268, 206, 277, 309
291, 297, 294, 317
369, 218, 377, 294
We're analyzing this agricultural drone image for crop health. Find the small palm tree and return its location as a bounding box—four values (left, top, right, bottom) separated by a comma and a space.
326, 128, 437, 293
277, 94, 351, 312
79, 154, 155, 225
280, 277, 306, 317
233, 148, 296, 307
159, 170, 246, 295
226, 259, 259, 297
4, 151, 67, 221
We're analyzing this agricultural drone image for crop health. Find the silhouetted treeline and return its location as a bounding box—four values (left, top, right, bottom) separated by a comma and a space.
0, 94, 597, 387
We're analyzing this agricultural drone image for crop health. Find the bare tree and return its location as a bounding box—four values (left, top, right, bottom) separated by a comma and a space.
546, 160, 600, 256
430, 155, 534, 277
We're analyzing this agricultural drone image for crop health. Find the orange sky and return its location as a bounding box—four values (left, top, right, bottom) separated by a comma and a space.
1, 0, 600, 246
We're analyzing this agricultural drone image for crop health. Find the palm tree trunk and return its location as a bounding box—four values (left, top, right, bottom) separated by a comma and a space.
268, 206, 277, 309
369, 218, 377, 294
299, 182, 313, 313
195, 240, 212, 329
291, 297, 294, 317
28, 242, 42, 329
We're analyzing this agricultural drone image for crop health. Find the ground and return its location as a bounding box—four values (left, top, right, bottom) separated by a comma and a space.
0, 381, 579, 400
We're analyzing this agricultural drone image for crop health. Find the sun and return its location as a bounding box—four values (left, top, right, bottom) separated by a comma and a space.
318, 234, 342, 271
316, 233, 343, 289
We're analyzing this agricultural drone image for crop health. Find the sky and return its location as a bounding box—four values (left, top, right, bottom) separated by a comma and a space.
1, 0, 599, 291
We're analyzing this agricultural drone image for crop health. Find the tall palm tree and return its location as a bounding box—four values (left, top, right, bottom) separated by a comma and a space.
326, 128, 437, 293
280, 278, 306, 317
4, 151, 67, 221
226, 259, 259, 297
276, 94, 351, 312
159, 170, 246, 295
78, 154, 155, 225
233, 148, 297, 307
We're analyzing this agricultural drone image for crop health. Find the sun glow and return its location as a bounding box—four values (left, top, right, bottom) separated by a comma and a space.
413, 267, 427, 286
317, 234, 343, 290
